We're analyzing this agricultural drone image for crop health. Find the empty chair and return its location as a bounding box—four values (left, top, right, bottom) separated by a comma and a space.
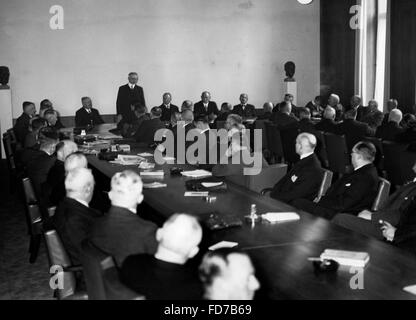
324, 133, 352, 175
314, 169, 333, 203
371, 177, 391, 211
44, 229, 88, 300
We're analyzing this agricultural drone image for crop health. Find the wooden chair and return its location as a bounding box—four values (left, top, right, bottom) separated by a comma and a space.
371, 177, 391, 212
314, 131, 329, 168
313, 169, 333, 202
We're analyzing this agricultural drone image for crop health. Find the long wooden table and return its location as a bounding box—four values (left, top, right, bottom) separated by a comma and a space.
82, 124, 416, 300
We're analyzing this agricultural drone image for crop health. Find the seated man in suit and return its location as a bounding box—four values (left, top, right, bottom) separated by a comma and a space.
335, 108, 373, 151
215, 102, 232, 123
39, 99, 65, 129
52, 168, 102, 265
348, 95, 363, 113
14, 101, 37, 144
120, 213, 203, 300
257, 102, 273, 120
89, 170, 158, 266
273, 94, 298, 117
194, 91, 219, 121
134, 107, 166, 145
26, 137, 58, 197
357, 99, 378, 123
199, 248, 260, 300
327, 93, 344, 121
314, 106, 338, 134
233, 93, 256, 118
382, 99, 399, 125
24, 117, 46, 149
75, 97, 104, 127
159, 92, 179, 122
44, 109, 64, 131
305, 96, 324, 117
333, 160, 416, 243
181, 100, 194, 112
297, 107, 316, 134
43, 140, 78, 206
293, 141, 379, 219
270, 133, 323, 205
270, 101, 298, 130
121, 103, 150, 138
376, 109, 404, 142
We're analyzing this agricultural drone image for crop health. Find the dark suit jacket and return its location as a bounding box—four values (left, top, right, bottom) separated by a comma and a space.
232, 104, 256, 118
89, 206, 158, 266
271, 154, 323, 204
116, 84, 146, 123
26, 151, 56, 197
159, 104, 179, 122
134, 118, 166, 144
270, 112, 298, 130
375, 122, 404, 142
75, 107, 104, 127
356, 106, 370, 122
14, 113, 31, 143
52, 197, 102, 265
215, 111, 231, 123
194, 101, 219, 118
335, 119, 373, 151
319, 163, 379, 214
257, 111, 272, 121
212, 150, 269, 177
44, 160, 65, 206
314, 118, 338, 134
297, 118, 317, 134
24, 131, 39, 149
394, 197, 416, 252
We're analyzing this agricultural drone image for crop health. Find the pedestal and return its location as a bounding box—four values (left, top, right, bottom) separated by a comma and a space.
283, 81, 297, 106
0, 88, 13, 159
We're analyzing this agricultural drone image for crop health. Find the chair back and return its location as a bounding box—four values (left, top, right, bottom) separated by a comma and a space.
372, 177, 391, 211
254, 120, 268, 150
363, 136, 384, 172
382, 141, 416, 186
314, 169, 333, 202
22, 177, 38, 204
314, 131, 329, 168
280, 127, 300, 165
245, 163, 288, 194
324, 133, 352, 174
44, 230, 77, 299
265, 122, 284, 159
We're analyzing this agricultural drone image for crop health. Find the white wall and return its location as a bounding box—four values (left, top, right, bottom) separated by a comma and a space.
0, 0, 320, 118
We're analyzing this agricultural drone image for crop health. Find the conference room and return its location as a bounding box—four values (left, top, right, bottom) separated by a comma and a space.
1, 0, 416, 304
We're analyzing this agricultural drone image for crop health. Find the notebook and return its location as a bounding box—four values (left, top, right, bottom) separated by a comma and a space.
261, 212, 300, 223
181, 170, 212, 178
320, 249, 370, 267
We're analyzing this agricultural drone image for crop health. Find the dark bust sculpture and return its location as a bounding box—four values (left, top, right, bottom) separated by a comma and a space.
284, 61, 295, 82
0, 66, 10, 89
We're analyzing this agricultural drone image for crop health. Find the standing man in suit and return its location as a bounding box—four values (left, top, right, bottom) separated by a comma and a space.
270, 133, 323, 205
134, 107, 166, 145
159, 92, 179, 122
116, 72, 146, 124
75, 97, 104, 127
293, 141, 379, 219
233, 93, 256, 118
14, 101, 37, 143
194, 91, 219, 120
336, 108, 373, 151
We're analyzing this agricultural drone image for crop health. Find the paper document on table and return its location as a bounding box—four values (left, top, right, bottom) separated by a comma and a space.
184, 191, 209, 197
140, 170, 164, 177
201, 182, 223, 188
208, 241, 238, 251
139, 162, 155, 169
320, 249, 370, 267
181, 170, 212, 178
143, 182, 167, 189
403, 285, 416, 295
261, 212, 300, 223
138, 152, 153, 157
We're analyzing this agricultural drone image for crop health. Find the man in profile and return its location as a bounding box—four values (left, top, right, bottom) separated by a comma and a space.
327, 93, 344, 121
159, 92, 179, 122
52, 168, 102, 265
89, 170, 158, 266
314, 106, 338, 134
233, 93, 256, 118
199, 248, 260, 300
293, 141, 379, 219
305, 96, 324, 117
194, 91, 219, 120
376, 109, 404, 142
181, 100, 194, 112
270, 133, 323, 205
116, 72, 146, 124
134, 107, 166, 145
120, 213, 203, 300
14, 101, 37, 143
75, 97, 104, 127
274, 93, 298, 117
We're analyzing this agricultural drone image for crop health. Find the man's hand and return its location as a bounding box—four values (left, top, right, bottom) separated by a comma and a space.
380, 221, 396, 242
358, 210, 373, 220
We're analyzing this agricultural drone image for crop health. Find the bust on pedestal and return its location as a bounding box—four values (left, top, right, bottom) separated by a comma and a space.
0, 66, 13, 159
283, 61, 297, 106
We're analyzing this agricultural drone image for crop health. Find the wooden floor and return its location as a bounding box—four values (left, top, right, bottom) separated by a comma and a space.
0, 160, 52, 300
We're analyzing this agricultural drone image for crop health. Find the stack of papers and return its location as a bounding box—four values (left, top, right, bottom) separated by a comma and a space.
320, 249, 370, 267
138, 152, 153, 157
181, 170, 212, 178
403, 285, 416, 296
208, 241, 238, 251
139, 162, 155, 169
109, 155, 145, 165
143, 182, 167, 189
261, 212, 300, 223
140, 170, 164, 177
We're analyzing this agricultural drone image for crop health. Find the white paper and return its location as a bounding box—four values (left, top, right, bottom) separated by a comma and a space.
403, 285, 416, 295
139, 162, 155, 169
209, 241, 238, 251
143, 182, 167, 189
184, 191, 209, 197
140, 170, 164, 176
201, 182, 223, 188
262, 212, 300, 223
181, 170, 212, 178
138, 152, 154, 157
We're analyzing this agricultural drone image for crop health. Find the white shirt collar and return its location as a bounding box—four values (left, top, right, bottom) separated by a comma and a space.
71, 197, 89, 208
129, 83, 135, 89
164, 104, 170, 109
203, 102, 209, 107
354, 163, 369, 171
300, 152, 314, 160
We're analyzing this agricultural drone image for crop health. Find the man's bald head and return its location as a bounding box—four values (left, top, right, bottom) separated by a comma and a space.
109, 170, 144, 211
263, 102, 273, 113
56, 140, 78, 162
65, 167, 95, 204
323, 106, 336, 120
64, 152, 88, 172
388, 109, 403, 124
181, 109, 194, 123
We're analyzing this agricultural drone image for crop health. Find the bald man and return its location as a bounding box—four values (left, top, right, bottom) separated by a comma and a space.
52, 168, 102, 265
121, 213, 203, 300
89, 170, 158, 266
159, 92, 179, 122
315, 106, 338, 134
257, 102, 273, 120
233, 93, 256, 118
376, 109, 404, 142
194, 91, 219, 119
269, 133, 324, 204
